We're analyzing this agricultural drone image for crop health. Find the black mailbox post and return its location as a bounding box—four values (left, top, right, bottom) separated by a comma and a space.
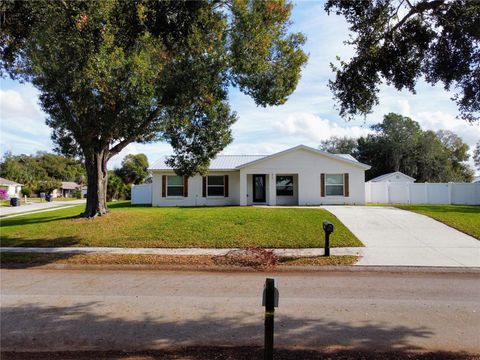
262, 278, 278, 360
322, 221, 334, 256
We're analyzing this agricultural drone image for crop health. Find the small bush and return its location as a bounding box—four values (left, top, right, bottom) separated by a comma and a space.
72, 189, 82, 199
0, 188, 9, 200
21, 187, 32, 197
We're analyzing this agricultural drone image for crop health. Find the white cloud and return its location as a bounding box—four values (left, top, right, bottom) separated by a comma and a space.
276, 113, 372, 143
0, 89, 37, 119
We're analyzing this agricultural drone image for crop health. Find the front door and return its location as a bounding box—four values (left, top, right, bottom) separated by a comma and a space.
252, 174, 266, 203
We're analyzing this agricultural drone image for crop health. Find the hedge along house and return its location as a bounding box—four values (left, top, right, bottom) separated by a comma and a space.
147, 145, 371, 207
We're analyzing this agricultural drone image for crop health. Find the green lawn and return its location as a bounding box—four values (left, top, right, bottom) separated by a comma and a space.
0, 202, 362, 248
394, 204, 480, 240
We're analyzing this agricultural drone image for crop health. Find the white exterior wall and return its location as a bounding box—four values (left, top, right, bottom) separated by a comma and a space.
0, 185, 22, 198
240, 149, 366, 205
366, 182, 480, 205
151, 171, 239, 207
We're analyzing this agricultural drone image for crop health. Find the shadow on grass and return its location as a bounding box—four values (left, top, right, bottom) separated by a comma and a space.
0, 302, 444, 355
0, 212, 83, 228
0, 235, 80, 249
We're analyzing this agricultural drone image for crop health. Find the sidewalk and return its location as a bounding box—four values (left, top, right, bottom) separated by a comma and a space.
0, 246, 362, 257
0, 199, 85, 217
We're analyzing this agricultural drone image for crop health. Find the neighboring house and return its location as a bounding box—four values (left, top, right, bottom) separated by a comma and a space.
367, 171, 415, 183
472, 176, 480, 184
148, 144, 371, 206
0, 177, 23, 198
52, 181, 80, 198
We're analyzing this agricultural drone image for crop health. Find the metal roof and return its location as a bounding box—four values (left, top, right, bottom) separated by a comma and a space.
149, 145, 370, 171
149, 155, 267, 171
61, 181, 80, 190
336, 154, 358, 162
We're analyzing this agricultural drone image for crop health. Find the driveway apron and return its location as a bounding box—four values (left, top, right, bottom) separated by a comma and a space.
323, 206, 480, 267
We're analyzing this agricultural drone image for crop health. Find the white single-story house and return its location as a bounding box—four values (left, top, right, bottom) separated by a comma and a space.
0, 177, 23, 198
147, 145, 371, 206
367, 171, 415, 183
52, 181, 80, 198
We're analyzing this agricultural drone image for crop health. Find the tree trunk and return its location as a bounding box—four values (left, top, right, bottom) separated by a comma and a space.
83, 148, 109, 217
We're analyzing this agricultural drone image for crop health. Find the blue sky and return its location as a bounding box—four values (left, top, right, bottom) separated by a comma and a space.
1, 1, 478, 172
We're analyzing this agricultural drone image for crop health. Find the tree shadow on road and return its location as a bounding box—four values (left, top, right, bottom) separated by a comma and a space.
1, 302, 474, 359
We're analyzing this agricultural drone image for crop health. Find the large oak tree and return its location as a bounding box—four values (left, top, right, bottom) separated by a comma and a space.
325, 0, 479, 123
0, 0, 307, 217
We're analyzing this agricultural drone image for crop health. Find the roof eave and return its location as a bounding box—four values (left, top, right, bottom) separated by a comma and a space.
235, 144, 371, 170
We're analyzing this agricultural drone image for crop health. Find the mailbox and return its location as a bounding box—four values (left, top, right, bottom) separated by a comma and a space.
323, 220, 334, 233
262, 279, 279, 308
322, 221, 334, 256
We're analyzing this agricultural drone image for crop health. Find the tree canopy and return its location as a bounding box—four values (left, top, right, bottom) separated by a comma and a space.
318, 136, 358, 157
325, 0, 480, 123
0, 0, 307, 216
0, 152, 85, 194
474, 141, 480, 172
115, 153, 149, 185
321, 113, 474, 182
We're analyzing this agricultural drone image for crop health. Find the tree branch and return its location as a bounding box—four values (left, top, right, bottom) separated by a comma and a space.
107, 107, 163, 159
388, 0, 445, 34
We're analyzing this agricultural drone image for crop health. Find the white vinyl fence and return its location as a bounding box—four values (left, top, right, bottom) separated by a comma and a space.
365, 182, 480, 205
131, 183, 152, 204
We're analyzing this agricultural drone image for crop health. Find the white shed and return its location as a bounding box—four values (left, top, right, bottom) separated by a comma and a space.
367, 171, 415, 183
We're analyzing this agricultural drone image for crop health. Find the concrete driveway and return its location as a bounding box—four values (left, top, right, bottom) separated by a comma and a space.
0, 199, 85, 217
323, 206, 480, 267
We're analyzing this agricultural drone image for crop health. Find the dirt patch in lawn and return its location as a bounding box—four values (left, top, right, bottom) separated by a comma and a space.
1, 348, 477, 360
0, 252, 358, 270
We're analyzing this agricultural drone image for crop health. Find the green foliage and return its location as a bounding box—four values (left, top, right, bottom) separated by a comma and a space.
106, 172, 125, 201
0, 0, 307, 176
0, 152, 85, 193
115, 154, 149, 185
324, 113, 474, 182
20, 187, 32, 197
325, 0, 480, 123
473, 141, 480, 172
319, 136, 358, 156
1, 0, 306, 216
72, 189, 82, 199
38, 178, 62, 194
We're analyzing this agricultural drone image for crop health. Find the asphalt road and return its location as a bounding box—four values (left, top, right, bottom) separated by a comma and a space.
1, 269, 479, 355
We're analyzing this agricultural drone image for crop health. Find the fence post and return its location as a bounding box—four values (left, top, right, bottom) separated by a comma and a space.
263, 278, 278, 360
424, 182, 428, 204
448, 182, 453, 205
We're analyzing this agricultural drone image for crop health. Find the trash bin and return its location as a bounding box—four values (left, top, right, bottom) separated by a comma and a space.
10, 197, 20, 207
45, 194, 53, 202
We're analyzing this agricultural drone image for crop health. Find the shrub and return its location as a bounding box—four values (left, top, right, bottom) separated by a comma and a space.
0, 188, 9, 200
72, 189, 82, 199
21, 187, 32, 197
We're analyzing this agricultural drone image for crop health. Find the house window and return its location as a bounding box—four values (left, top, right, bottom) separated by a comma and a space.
207, 176, 224, 196
325, 174, 344, 196
276, 176, 293, 196
167, 175, 184, 196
